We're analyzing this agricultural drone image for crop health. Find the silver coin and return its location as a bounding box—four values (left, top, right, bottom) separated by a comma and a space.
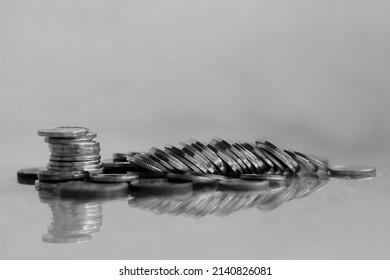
179, 142, 216, 173
146, 152, 177, 173
48, 160, 101, 167
48, 141, 100, 150
44, 131, 97, 144
207, 142, 241, 176
47, 164, 103, 172
167, 173, 218, 188
165, 145, 206, 174
38, 126, 89, 138
284, 149, 318, 173
256, 147, 285, 174
187, 139, 227, 175
164, 146, 203, 173
149, 147, 190, 173
293, 151, 329, 171
239, 142, 274, 172
210, 138, 247, 174
232, 142, 266, 174
38, 169, 88, 181
213, 138, 253, 173
49, 154, 101, 162
50, 148, 101, 156
89, 173, 139, 183
329, 165, 376, 179
127, 155, 166, 177
256, 139, 299, 173
102, 159, 133, 169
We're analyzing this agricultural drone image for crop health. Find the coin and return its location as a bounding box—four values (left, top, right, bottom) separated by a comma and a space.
256, 147, 285, 174
130, 179, 193, 195
38, 169, 88, 182
17, 167, 43, 184
213, 138, 253, 173
232, 142, 266, 174
38, 126, 89, 138
187, 140, 227, 175
44, 131, 97, 144
146, 152, 177, 173
127, 155, 166, 177
89, 174, 139, 183
284, 149, 318, 173
50, 148, 101, 156
49, 154, 101, 162
164, 145, 203, 173
179, 142, 216, 173
256, 139, 299, 173
149, 147, 190, 173
329, 165, 376, 179
48, 159, 100, 167
165, 145, 206, 173
239, 142, 274, 172
47, 164, 103, 172
207, 142, 241, 176
293, 151, 329, 171
48, 141, 100, 150
210, 138, 247, 174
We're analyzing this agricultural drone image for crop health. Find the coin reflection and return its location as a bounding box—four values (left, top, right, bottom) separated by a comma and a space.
38, 190, 103, 244
128, 172, 330, 217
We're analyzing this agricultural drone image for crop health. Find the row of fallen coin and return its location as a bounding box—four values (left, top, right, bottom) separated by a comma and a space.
108, 137, 375, 179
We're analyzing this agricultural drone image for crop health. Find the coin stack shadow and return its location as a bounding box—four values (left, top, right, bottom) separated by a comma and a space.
39, 191, 103, 244
37, 128, 103, 183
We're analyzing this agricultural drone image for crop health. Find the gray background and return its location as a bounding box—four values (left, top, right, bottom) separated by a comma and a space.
1, 1, 390, 259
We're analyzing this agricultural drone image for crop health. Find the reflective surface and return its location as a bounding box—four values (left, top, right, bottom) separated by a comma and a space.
1, 147, 389, 259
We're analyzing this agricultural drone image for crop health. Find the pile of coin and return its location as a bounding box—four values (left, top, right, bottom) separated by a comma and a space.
36, 126, 103, 183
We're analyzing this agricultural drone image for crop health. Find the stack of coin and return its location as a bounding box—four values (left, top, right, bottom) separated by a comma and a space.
37, 126, 102, 183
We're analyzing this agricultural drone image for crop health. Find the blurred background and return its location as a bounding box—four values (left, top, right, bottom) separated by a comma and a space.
1, 0, 389, 167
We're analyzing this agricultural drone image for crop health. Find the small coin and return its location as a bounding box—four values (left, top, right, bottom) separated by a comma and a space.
146, 152, 177, 173
17, 167, 43, 184
210, 139, 246, 174
102, 159, 133, 169
89, 173, 139, 183
38, 169, 88, 182
127, 155, 166, 177
207, 142, 241, 176
165, 145, 205, 173
48, 142, 100, 150
213, 138, 252, 173
136, 153, 171, 174
44, 131, 97, 144
256, 139, 299, 173
48, 160, 101, 167
284, 150, 318, 173
232, 142, 266, 174
149, 147, 190, 172
50, 148, 101, 156
38, 126, 89, 138
179, 142, 216, 173
293, 151, 329, 171
239, 142, 274, 172
49, 154, 101, 162
47, 164, 103, 172
241, 174, 287, 181
329, 165, 376, 179
256, 147, 285, 174
130, 179, 193, 195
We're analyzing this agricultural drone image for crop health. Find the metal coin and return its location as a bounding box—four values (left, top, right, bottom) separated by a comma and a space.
256, 147, 285, 174
146, 152, 177, 173
17, 167, 43, 184
232, 142, 267, 174
149, 147, 190, 173
102, 159, 133, 169
127, 155, 166, 177
50, 148, 101, 156
187, 139, 227, 175
130, 179, 193, 195
293, 151, 329, 171
165, 145, 206, 174
179, 142, 216, 173
239, 142, 274, 172
48, 160, 101, 167
89, 174, 139, 183
44, 131, 97, 144
256, 139, 299, 173
210, 138, 247, 174
38, 169, 88, 182
284, 149, 318, 172
38, 126, 89, 138
207, 142, 241, 176
241, 174, 287, 181
329, 165, 376, 179
48, 141, 100, 150
164, 146, 202, 173
49, 154, 101, 162
213, 138, 253, 173
47, 164, 103, 172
